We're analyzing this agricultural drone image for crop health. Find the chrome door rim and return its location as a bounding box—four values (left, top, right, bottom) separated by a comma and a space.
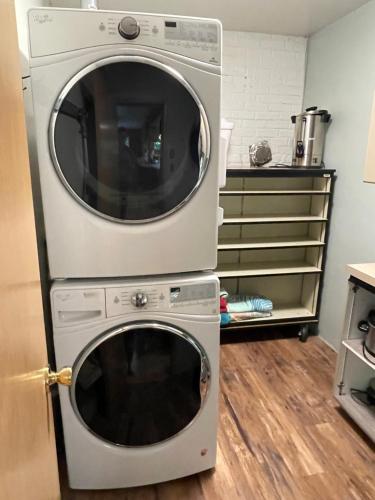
70, 321, 211, 448
49, 55, 211, 224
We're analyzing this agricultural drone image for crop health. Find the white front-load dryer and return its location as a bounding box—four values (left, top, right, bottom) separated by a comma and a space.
51, 272, 220, 489
26, 7, 222, 279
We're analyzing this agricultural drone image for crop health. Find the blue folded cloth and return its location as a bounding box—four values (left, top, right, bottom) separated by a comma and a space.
220, 312, 231, 326
226, 294, 273, 314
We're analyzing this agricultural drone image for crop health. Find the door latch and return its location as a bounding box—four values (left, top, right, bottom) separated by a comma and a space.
45, 366, 72, 386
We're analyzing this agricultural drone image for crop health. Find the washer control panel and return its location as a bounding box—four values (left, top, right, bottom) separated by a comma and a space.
105, 282, 218, 317
29, 9, 222, 66
51, 277, 219, 326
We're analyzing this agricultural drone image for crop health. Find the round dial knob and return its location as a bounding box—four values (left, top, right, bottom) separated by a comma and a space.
131, 292, 148, 308
118, 16, 140, 40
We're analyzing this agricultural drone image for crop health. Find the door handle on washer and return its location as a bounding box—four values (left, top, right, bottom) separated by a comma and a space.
200, 356, 210, 401
218, 207, 224, 226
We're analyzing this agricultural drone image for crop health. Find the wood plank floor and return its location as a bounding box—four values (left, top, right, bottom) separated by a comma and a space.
61, 337, 375, 499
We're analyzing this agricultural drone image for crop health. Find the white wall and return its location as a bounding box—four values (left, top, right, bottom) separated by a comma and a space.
222, 31, 307, 166
304, 0, 375, 350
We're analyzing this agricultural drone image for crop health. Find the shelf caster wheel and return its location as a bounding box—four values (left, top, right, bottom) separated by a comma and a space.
298, 325, 309, 342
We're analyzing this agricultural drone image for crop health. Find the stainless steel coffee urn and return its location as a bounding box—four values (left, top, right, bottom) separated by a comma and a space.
291, 107, 331, 167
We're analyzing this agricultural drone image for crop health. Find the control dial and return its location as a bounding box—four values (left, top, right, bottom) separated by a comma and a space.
131, 292, 148, 308
118, 16, 140, 40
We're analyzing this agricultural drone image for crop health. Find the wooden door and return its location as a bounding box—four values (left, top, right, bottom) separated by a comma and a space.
0, 1, 61, 499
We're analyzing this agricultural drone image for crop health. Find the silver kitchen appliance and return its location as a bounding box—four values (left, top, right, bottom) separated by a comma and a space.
291, 107, 331, 167
358, 310, 375, 360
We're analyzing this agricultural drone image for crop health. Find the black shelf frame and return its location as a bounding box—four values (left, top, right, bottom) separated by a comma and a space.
226, 167, 336, 178
219, 168, 336, 338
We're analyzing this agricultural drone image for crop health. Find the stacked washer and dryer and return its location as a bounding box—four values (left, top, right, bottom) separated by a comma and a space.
25, 6, 224, 490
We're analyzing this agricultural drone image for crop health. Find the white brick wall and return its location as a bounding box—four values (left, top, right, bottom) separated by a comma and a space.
222, 31, 307, 167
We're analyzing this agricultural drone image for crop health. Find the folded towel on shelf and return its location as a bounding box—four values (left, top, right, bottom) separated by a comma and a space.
219, 289, 273, 326
230, 311, 272, 322
220, 296, 228, 313
226, 294, 273, 314
220, 312, 231, 326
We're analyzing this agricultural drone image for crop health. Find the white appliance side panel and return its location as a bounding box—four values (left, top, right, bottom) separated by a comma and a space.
28, 8, 221, 66
53, 314, 220, 489
30, 49, 220, 278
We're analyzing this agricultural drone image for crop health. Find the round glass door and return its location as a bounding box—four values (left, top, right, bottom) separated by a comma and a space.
71, 322, 210, 447
50, 56, 210, 223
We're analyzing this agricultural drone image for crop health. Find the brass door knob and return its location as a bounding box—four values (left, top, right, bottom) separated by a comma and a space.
46, 366, 72, 386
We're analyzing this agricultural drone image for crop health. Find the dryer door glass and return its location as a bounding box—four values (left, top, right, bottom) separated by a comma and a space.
52, 58, 210, 223
72, 323, 209, 446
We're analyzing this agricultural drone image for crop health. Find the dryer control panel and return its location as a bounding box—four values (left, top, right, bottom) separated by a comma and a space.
28, 8, 222, 66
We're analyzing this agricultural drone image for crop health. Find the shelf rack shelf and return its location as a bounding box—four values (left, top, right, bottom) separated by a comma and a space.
221, 304, 316, 330
335, 394, 375, 440
216, 261, 322, 278
342, 338, 375, 370
220, 190, 330, 196
218, 236, 325, 251
217, 168, 335, 337
223, 215, 328, 224
334, 271, 375, 441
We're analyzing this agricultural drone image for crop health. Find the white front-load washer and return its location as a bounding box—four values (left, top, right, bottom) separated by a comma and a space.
51, 272, 220, 489
26, 7, 222, 279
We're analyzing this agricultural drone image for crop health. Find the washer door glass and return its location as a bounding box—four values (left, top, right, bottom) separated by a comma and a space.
72, 323, 209, 446
51, 58, 210, 223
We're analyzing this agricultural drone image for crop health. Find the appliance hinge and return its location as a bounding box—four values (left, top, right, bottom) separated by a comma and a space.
337, 381, 345, 395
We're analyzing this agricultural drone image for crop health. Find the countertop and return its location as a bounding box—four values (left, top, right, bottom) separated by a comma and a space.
347, 263, 375, 288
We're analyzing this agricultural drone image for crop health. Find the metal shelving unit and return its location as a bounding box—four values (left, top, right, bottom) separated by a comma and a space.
217, 168, 335, 339
334, 268, 375, 441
